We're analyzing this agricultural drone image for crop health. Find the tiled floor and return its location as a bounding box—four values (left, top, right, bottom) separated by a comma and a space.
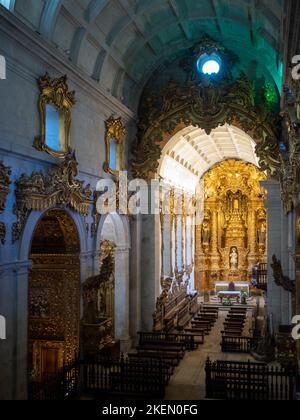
165, 307, 256, 400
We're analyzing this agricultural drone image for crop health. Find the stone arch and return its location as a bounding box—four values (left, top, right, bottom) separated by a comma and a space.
95, 212, 131, 351
132, 74, 279, 180
27, 208, 82, 388
19, 206, 88, 261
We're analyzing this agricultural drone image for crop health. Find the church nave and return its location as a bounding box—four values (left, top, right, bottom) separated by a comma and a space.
0, 0, 300, 403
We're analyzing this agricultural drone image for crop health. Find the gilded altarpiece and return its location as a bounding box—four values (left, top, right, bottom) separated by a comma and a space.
195, 160, 267, 292
29, 255, 80, 381
28, 210, 81, 382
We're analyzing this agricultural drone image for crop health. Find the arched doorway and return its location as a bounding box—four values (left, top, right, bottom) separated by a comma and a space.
95, 213, 131, 351
28, 209, 80, 383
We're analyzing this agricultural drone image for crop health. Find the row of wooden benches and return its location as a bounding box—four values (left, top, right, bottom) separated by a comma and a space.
222, 307, 248, 337
184, 306, 219, 338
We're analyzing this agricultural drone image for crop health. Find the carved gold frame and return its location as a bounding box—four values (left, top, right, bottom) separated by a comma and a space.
34, 73, 76, 158
104, 116, 126, 177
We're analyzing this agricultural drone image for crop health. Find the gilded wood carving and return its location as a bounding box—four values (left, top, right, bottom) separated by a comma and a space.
12, 153, 92, 242
29, 255, 80, 381
0, 161, 11, 244
195, 160, 267, 290
271, 255, 296, 295
34, 73, 76, 158
132, 71, 277, 180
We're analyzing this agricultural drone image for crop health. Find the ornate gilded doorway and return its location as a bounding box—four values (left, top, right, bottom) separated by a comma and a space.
28, 209, 80, 383
195, 159, 267, 292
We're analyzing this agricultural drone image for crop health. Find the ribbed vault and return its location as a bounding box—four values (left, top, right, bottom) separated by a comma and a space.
1, 0, 284, 109
159, 124, 259, 192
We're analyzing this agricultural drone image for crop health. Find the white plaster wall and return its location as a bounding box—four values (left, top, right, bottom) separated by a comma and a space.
0, 13, 135, 399
262, 180, 293, 332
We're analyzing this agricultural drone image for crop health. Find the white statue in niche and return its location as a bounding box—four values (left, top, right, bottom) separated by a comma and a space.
230, 247, 238, 269
258, 222, 267, 246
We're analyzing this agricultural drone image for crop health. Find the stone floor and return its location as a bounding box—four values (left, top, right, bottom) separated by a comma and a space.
165, 306, 257, 400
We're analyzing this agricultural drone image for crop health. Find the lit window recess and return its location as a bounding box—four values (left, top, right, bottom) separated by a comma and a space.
197, 53, 221, 75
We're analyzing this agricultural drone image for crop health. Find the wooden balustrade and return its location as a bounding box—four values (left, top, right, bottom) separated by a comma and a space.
221, 335, 257, 353
82, 356, 167, 398
138, 331, 197, 350
29, 361, 79, 401
206, 359, 297, 400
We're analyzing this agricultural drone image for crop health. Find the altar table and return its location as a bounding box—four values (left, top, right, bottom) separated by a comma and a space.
218, 291, 241, 303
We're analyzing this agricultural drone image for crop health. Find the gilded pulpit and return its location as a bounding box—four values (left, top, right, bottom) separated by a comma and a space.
195, 160, 267, 292
81, 240, 115, 358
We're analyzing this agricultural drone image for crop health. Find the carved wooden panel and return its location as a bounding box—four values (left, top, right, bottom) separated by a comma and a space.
29, 255, 80, 381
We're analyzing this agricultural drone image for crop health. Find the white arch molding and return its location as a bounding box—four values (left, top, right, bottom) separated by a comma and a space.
96, 213, 131, 351
19, 207, 88, 261
7, 206, 88, 400
158, 124, 260, 192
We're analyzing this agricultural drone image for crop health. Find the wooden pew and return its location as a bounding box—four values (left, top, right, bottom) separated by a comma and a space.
138, 332, 196, 351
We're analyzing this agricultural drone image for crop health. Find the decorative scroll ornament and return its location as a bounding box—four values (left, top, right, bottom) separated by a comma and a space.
12, 153, 92, 242
132, 72, 277, 179
34, 73, 76, 158
271, 255, 296, 295
258, 80, 300, 213
0, 162, 11, 244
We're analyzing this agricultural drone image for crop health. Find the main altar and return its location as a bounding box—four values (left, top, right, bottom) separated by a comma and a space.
195, 160, 267, 293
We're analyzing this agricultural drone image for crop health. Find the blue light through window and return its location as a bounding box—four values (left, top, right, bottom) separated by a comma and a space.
109, 138, 117, 171
45, 104, 61, 152
0, 0, 12, 10
202, 59, 220, 75
197, 53, 221, 76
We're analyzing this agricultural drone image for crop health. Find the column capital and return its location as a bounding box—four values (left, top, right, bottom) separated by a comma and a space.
0, 260, 32, 276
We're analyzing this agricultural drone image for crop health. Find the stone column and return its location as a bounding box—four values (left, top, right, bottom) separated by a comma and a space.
0, 260, 32, 400
262, 180, 292, 331
163, 214, 171, 277
129, 214, 142, 345
114, 246, 131, 352
80, 251, 95, 320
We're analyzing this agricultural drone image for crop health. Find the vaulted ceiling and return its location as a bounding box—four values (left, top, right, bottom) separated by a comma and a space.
159, 124, 259, 192
2, 0, 285, 110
